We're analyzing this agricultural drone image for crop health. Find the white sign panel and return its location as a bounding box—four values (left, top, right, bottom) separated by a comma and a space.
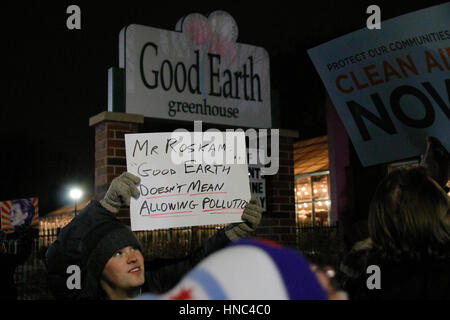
125, 132, 251, 231
119, 11, 271, 128
249, 166, 266, 211
308, 3, 450, 166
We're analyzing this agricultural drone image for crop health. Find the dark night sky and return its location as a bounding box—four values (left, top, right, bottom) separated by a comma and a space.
0, 0, 445, 214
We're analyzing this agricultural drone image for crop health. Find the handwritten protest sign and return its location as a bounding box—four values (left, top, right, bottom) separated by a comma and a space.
308, 3, 449, 166
125, 131, 251, 231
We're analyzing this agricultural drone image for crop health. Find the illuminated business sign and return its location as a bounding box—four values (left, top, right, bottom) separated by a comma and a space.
119, 11, 271, 128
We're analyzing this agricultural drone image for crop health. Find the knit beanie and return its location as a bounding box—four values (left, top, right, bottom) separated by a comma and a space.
136, 238, 328, 300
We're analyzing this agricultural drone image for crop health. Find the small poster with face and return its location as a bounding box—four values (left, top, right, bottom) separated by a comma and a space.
1, 198, 39, 233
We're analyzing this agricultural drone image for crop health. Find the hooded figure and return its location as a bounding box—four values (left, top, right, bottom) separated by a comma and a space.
0, 226, 36, 300
45, 172, 262, 300
45, 201, 142, 299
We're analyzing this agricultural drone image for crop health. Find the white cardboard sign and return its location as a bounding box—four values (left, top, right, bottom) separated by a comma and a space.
249, 166, 266, 211
125, 132, 251, 231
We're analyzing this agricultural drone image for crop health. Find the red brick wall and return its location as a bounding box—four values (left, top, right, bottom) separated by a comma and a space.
94, 121, 140, 224
254, 135, 297, 247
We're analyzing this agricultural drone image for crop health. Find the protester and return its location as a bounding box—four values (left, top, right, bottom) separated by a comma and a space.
338, 135, 450, 293
136, 238, 347, 300
0, 226, 36, 300
45, 172, 262, 300
345, 168, 450, 299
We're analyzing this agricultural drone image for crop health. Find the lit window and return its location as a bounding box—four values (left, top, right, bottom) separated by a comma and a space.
294, 173, 331, 227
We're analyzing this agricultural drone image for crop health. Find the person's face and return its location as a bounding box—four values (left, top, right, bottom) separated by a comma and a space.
10, 203, 27, 226
102, 246, 145, 293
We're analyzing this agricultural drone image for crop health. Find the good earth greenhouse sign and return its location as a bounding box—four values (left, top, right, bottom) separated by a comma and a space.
119, 11, 271, 128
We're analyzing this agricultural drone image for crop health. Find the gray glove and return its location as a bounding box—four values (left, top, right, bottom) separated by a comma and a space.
225, 196, 263, 242
100, 172, 141, 214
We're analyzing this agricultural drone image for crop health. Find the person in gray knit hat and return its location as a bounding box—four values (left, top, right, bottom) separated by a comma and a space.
45, 172, 262, 300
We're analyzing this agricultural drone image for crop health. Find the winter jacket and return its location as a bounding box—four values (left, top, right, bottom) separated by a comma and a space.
339, 239, 450, 300
349, 255, 450, 300
45, 200, 231, 299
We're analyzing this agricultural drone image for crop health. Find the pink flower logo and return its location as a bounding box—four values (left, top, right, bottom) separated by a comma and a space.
179, 11, 238, 66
